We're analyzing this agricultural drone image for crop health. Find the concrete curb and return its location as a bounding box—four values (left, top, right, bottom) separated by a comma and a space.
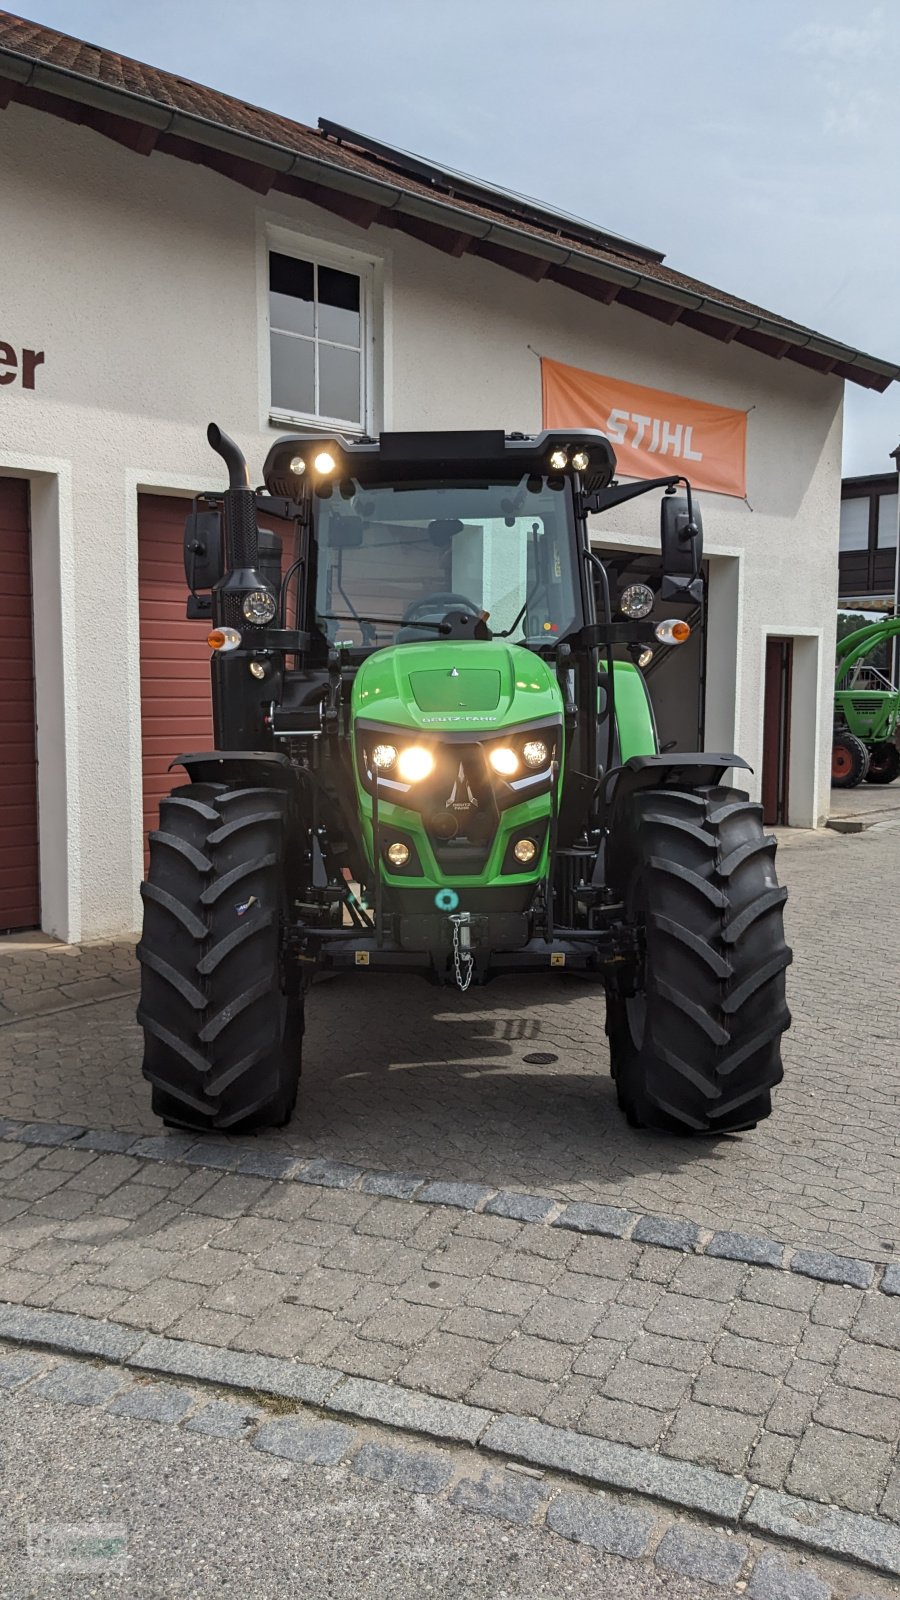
1, 1301, 898, 1579
0, 1116, 893, 1293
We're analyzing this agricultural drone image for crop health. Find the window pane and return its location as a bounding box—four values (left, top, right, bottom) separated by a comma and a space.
319, 342, 360, 423
839, 498, 869, 552
318, 265, 361, 345
270, 331, 315, 414
877, 492, 898, 548
269, 252, 314, 336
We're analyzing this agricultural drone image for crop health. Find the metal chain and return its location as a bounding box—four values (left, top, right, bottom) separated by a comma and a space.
450, 914, 474, 993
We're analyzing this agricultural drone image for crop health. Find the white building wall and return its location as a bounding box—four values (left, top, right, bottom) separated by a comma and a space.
0, 105, 842, 940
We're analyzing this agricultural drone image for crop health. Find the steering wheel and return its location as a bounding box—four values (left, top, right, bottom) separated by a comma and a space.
402, 591, 481, 623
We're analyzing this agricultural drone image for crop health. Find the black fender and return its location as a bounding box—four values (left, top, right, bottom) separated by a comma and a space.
170, 750, 298, 791
601, 752, 751, 840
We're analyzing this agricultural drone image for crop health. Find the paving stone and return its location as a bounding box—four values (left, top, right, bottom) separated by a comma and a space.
836, 1338, 900, 1399
16, 1122, 85, 1147
810, 1285, 864, 1328
352, 1440, 453, 1495
791, 1250, 874, 1290
670, 1254, 747, 1301
449, 1468, 547, 1525
116, 1278, 206, 1332
630, 1332, 709, 1371
72, 1130, 137, 1154
632, 1215, 699, 1252
786, 1423, 894, 1514
511, 1226, 575, 1262
464, 1276, 542, 1316
523, 1295, 600, 1344
167, 1309, 251, 1348
0, 1304, 143, 1361
184, 1399, 262, 1438
454, 1213, 522, 1244
743, 1271, 818, 1313
747, 1550, 831, 1599
654, 1524, 748, 1586
191, 1176, 271, 1219
851, 1293, 900, 1350
235, 1152, 299, 1181
108, 1381, 196, 1424
484, 1191, 556, 1224
441, 1305, 520, 1345
129, 1135, 198, 1162
204, 1268, 286, 1316
326, 1375, 490, 1444
707, 1230, 784, 1267
573, 1339, 627, 1381
578, 1394, 666, 1448
360, 1170, 424, 1200
715, 1332, 793, 1377
130, 1334, 338, 1404
546, 1488, 656, 1558
569, 1235, 639, 1280
881, 1463, 900, 1522
604, 1358, 690, 1411
253, 1417, 354, 1466
426, 1237, 503, 1278
750, 1429, 798, 1488
646, 1294, 729, 1342
550, 1270, 619, 1307
633, 1245, 679, 1285
744, 1488, 900, 1579
358, 1301, 443, 1347
662, 1401, 760, 1472
28, 1360, 130, 1407
727, 1300, 805, 1345
553, 1203, 633, 1238
294, 1157, 362, 1190
0, 1349, 52, 1388
467, 1368, 554, 1417
766, 1387, 817, 1438
539, 1375, 597, 1429
796, 1324, 846, 1364
399, 1332, 493, 1400
883, 1265, 900, 1296
492, 1335, 573, 1382
785, 1359, 829, 1397
813, 1382, 900, 1443
693, 1363, 778, 1415
416, 1181, 494, 1211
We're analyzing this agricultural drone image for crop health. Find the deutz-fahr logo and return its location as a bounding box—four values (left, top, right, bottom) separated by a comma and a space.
420, 714, 499, 724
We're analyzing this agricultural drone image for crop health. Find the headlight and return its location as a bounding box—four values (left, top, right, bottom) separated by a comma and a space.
397, 746, 434, 782
637, 647, 654, 669
313, 450, 337, 475
385, 841, 409, 867
548, 448, 568, 471
489, 747, 519, 777
522, 740, 549, 769
571, 450, 590, 472
372, 744, 397, 770
289, 455, 306, 475
655, 619, 691, 645
620, 583, 655, 620
242, 590, 277, 625
513, 838, 537, 863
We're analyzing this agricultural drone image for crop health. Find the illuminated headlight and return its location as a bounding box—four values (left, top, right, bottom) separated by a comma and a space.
489, 747, 519, 777
289, 455, 306, 476
397, 746, 435, 782
513, 838, 537, 864
522, 739, 549, 769
372, 743, 398, 770
548, 448, 569, 472
242, 590, 277, 625
620, 583, 655, 620
655, 619, 691, 645
571, 450, 590, 472
386, 841, 410, 867
313, 450, 337, 475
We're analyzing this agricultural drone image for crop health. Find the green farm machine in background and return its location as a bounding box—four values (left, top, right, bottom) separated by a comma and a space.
832, 617, 900, 787
137, 423, 792, 1139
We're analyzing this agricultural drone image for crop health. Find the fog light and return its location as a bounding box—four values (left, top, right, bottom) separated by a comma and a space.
289, 455, 306, 475
522, 739, 549, 769
620, 583, 655, 620
242, 589, 277, 625
489, 746, 519, 777
249, 660, 269, 680
655, 619, 691, 644
548, 448, 569, 471
386, 841, 409, 867
208, 627, 241, 652
571, 449, 590, 472
372, 743, 397, 770
313, 450, 337, 475
513, 838, 537, 864
638, 647, 654, 669
397, 746, 434, 782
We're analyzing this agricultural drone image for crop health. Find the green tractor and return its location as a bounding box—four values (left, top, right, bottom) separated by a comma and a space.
137, 424, 792, 1137
832, 616, 900, 787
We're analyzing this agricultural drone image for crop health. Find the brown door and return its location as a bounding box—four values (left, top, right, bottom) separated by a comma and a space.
0, 478, 40, 932
761, 637, 793, 826
138, 495, 214, 865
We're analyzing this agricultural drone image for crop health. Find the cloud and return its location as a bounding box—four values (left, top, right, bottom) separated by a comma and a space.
784, 11, 886, 62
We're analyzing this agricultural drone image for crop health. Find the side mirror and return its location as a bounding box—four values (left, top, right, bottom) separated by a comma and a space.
660, 494, 703, 603
183, 505, 224, 591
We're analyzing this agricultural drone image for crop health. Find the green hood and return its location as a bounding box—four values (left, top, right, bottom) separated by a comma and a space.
351, 641, 563, 730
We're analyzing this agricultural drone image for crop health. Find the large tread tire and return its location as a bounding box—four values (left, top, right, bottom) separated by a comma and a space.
831, 732, 870, 788
137, 782, 302, 1133
606, 785, 791, 1135
863, 740, 900, 785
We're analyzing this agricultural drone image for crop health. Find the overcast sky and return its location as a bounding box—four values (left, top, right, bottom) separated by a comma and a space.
25, 0, 900, 476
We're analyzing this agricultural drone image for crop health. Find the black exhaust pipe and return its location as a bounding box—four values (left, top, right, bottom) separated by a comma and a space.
207, 421, 259, 575
207, 422, 251, 490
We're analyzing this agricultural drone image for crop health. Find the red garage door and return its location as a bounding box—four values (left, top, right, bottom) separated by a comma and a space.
138, 495, 214, 861
0, 478, 40, 932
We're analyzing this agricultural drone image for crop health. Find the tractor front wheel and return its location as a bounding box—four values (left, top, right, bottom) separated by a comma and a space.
606, 785, 791, 1135
831, 732, 870, 788
863, 740, 900, 785
137, 782, 302, 1133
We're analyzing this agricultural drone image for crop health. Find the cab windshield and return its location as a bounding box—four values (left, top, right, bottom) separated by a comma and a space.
312, 475, 580, 649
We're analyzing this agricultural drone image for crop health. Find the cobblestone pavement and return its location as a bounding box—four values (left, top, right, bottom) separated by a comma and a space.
2, 1343, 896, 1599
1, 822, 898, 1260
0, 1133, 898, 1535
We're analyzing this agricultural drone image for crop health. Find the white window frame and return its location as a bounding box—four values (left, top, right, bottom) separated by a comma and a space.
265, 228, 376, 436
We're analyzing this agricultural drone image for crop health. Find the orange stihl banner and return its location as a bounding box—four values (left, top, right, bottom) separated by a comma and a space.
541, 358, 747, 498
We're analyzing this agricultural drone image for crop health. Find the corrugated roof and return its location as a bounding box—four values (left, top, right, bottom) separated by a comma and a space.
0, 8, 897, 391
